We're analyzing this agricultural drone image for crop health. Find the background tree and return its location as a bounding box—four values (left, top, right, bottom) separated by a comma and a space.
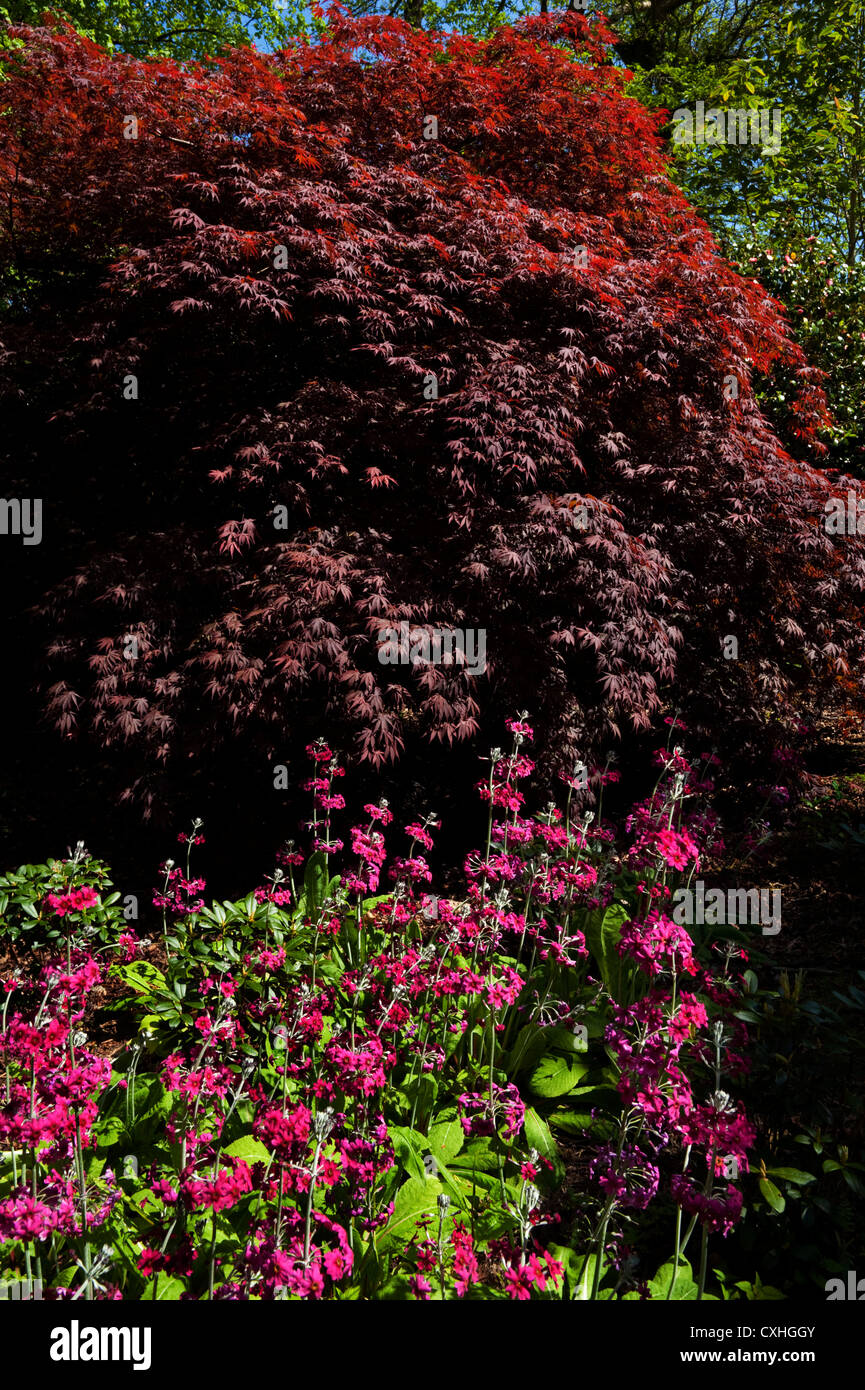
727, 241, 865, 476
0, 0, 301, 57
622, 0, 865, 472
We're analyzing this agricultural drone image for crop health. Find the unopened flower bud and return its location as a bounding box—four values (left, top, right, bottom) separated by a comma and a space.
313, 1108, 335, 1141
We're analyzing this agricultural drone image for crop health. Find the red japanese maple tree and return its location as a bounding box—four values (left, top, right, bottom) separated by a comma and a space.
2, 8, 864, 817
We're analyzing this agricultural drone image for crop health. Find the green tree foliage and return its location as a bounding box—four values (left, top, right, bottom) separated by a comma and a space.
730, 242, 865, 474
0, 0, 300, 57
625, 0, 865, 269
611, 0, 865, 468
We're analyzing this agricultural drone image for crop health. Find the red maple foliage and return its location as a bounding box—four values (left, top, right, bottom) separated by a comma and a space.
2, 8, 865, 817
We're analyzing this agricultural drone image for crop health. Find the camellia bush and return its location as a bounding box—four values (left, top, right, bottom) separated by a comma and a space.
5, 717, 852, 1301
3, 9, 865, 822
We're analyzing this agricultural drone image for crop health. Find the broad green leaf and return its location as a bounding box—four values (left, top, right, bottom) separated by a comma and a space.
584, 903, 629, 999
301, 851, 329, 914
548, 1110, 613, 1135
452, 1136, 499, 1173
114, 960, 166, 995
93, 1115, 127, 1148
143, 1274, 186, 1301
765, 1167, 815, 1185
222, 1135, 271, 1165
505, 1023, 548, 1075
86, 1153, 107, 1182
428, 1116, 464, 1165
360, 893, 392, 914
648, 1258, 698, 1301
389, 1126, 427, 1181
545, 1020, 603, 1051
572, 1252, 608, 1300
523, 1106, 560, 1172
529, 1053, 589, 1099
546, 1243, 580, 1297
448, 1166, 500, 1194
736, 1276, 786, 1301
759, 1178, 785, 1212
376, 1177, 445, 1254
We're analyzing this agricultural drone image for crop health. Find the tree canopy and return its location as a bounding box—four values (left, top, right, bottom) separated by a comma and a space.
2, 12, 864, 823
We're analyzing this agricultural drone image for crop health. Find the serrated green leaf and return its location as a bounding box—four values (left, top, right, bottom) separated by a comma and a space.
452, 1136, 499, 1173
222, 1135, 271, 1165
649, 1258, 697, 1301
143, 1273, 186, 1300
376, 1177, 446, 1254
428, 1116, 464, 1165
529, 1053, 589, 1099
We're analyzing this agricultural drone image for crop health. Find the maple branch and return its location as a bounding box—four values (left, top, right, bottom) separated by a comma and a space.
156, 132, 197, 147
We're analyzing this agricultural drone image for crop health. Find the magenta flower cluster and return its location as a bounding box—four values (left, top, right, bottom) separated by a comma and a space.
0, 720, 761, 1300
